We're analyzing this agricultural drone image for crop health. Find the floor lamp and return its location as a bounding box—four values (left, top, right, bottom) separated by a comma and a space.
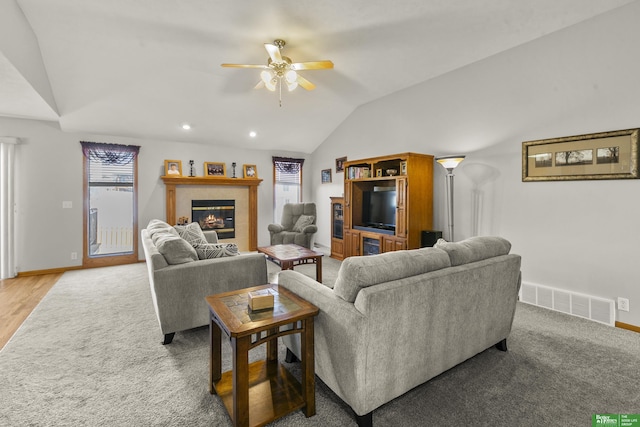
436, 155, 465, 241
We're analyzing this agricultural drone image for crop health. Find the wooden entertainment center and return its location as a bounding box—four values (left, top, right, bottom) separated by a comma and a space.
340, 152, 433, 258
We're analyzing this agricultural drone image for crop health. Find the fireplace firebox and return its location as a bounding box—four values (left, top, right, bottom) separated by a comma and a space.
191, 200, 235, 239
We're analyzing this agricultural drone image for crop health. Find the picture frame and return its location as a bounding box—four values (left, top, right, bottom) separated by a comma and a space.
204, 162, 226, 177
400, 161, 407, 175
376, 169, 383, 177
336, 156, 347, 173
164, 160, 182, 176
522, 128, 640, 182
321, 168, 332, 183
243, 164, 258, 178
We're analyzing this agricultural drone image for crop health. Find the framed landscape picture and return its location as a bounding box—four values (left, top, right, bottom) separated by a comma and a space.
204, 162, 226, 177
522, 128, 640, 181
164, 160, 182, 176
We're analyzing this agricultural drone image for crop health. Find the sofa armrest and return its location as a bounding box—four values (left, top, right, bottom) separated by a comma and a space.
278, 270, 369, 412
268, 223, 284, 233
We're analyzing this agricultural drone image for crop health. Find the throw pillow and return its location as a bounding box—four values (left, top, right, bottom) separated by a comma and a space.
174, 222, 208, 247
147, 219, 178, 239
194, 243, 239, 259
292, 215, 315, 232
154, 234, 198, 264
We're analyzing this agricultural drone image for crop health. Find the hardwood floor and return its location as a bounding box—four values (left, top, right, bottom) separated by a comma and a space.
0, 273, 61, 351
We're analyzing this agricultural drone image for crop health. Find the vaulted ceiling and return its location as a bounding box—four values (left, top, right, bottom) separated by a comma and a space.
0, 0, 635, 153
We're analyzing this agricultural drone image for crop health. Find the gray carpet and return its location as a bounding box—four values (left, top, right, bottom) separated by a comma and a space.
1, 260, 638, 426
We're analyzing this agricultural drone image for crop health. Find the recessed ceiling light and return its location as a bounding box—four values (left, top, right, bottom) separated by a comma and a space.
181, 123, 192, 130
249, 131, 257, 138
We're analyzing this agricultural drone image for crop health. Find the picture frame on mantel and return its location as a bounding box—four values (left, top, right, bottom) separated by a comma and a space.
204, 162, 226, 177
522, 128, 640, 181
164, 160, 182, 176
243, 164, 258, 178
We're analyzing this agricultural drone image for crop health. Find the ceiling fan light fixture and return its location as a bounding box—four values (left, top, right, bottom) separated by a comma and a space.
260, 70, 275, 84
264, 79, 277, 92
287, 81, 298, 91
285, 70, 297, 84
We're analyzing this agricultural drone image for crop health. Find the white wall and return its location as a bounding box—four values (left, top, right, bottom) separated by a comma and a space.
1, 117, 310, 273
310, 2, 640, 326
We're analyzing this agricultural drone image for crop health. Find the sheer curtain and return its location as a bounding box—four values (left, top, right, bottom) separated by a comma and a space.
0, 137, 18, 279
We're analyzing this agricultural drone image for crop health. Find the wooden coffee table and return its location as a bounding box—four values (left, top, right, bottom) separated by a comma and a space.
206, 284, 319, 427
257, 244, 324, 283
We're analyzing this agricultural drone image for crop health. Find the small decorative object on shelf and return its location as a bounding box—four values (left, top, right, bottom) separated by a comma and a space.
231, 162, 237, 178
386, 168, 398, 176
189, 160, 195, 177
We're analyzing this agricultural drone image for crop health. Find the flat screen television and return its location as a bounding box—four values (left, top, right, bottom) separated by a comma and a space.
361, 186, 396, 232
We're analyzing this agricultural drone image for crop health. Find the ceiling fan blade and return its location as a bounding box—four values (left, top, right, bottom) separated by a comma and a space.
221, 63, 269, 69
254, 81, 265, 89
297, 74, 316, 91
290, 60, 334, 71
264, 43, 283, 63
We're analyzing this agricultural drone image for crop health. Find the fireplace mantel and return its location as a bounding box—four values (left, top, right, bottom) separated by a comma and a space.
161, 176, 263, 250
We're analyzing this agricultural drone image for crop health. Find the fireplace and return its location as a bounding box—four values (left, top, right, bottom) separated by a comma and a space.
192, 200, 235, 239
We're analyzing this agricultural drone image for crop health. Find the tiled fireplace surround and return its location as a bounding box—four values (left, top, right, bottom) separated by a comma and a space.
161, 177, 262, 251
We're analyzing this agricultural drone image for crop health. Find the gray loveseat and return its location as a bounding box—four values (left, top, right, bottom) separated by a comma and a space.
279, 236, 521, 427
141, 220, 268, 344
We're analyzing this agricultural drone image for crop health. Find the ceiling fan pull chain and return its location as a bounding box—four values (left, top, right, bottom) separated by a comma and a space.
279, 79, 283, 107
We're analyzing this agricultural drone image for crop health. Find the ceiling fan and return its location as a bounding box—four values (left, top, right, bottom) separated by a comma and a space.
221, 39, 334, 105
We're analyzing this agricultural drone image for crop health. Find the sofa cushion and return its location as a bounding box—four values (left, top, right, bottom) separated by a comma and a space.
292, 214, 315, 232
147, 219, 178, 239
174, 222, 208, 247
434, 236, 511, 266
194, 243, 239, 259
333, 247, 451, 303
154, 233, 198, 264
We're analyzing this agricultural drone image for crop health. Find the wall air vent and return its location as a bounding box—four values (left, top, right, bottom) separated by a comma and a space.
520, 282, 615, 326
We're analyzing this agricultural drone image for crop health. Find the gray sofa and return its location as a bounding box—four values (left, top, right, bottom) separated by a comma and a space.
141, 220, 268, 344
278, 236, 521, 427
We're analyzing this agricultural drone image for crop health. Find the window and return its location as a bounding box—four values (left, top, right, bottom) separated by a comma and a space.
272, 157, 304, 222
81, 141, 139, 267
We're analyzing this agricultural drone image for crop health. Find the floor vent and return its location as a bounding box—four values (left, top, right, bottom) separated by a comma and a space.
520, 282, 615, 326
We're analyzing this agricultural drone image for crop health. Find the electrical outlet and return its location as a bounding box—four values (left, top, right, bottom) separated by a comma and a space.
62, 201, 72, 209
617, 297, 629, 312
71, 252, 78, 260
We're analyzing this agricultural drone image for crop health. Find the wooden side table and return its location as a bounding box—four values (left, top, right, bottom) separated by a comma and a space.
257, 244, 324, 283
206, 284, 319, 427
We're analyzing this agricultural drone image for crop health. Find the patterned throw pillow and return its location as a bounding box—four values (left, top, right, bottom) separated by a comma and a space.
292, 215, 315, 232
174, 222, 208, 247
194, 243, 239, 259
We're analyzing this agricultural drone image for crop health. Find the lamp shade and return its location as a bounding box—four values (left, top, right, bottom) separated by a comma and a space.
436, 155, 466, 170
